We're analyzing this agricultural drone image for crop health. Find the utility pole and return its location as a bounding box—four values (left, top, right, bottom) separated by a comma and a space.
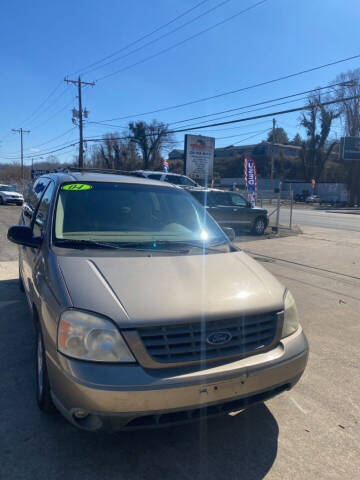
64, 76, 95, 167
12, 128, 30, 186
270, 118, 276, 190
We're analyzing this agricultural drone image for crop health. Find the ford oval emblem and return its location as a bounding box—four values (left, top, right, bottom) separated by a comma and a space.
206, 331, 232, 346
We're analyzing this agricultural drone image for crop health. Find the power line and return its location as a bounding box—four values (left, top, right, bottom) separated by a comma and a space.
84, 94, 360, 141
168, 82, 348, 126
96, 53, 360, 121
30, 97, 75, 131
95, 0, 269, 81
69, 0, 211, 77
0, 126, 77, 157
233, 128, 270, 145
82, 0, 233, 76
23, 86, 71, 128
7, 94, 357, 161
26, 127, 77, 150
89, 82, 344, 131
170, 94, 316, 131
169, 95, 360, 134
18, 80, 64, 127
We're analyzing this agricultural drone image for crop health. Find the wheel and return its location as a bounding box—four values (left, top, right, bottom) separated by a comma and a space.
35, 330, 56, 413
0, 196, 4, 205
252, 217, 266, 236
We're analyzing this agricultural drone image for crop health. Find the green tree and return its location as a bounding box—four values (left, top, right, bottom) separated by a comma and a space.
267, 127, 289, 144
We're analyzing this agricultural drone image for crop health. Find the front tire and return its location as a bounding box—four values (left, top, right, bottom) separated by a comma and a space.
36, 330, 56, 413
252, 217, 266, 236
0, 196, 4, 205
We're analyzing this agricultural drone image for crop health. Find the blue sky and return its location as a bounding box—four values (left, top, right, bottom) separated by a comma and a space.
1, 0, 360, 165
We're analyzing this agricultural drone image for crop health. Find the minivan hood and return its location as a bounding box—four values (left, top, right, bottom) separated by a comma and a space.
58, 251, 285, 327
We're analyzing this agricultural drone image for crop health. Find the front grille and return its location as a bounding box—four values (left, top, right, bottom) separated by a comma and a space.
138, 312, 278, 364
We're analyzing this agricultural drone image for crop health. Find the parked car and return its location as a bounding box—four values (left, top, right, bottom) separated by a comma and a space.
188, 187, 269, 235
8, 171, 308, 432
131, 170, 199, 187
305, 194, 321, 204
0, 184, 24, 205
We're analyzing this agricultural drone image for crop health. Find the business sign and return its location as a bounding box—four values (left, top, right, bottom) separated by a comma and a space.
244, 157, 257, 206
31, 169, 50, 179
342, 137, 360, 161
184, 134, 215, 182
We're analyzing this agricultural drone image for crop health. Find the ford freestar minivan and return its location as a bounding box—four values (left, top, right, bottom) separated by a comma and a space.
8, 170, 308, 431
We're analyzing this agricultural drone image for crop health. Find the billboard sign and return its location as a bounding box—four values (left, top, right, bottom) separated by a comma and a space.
184, 134, 215, 182
244, 157, 257, 206
342, 137, 360, 161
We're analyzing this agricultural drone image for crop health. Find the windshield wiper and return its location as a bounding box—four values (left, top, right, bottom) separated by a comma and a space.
54, 239, 122, 249
54, 239, 188, 253
151, 240, 229, 253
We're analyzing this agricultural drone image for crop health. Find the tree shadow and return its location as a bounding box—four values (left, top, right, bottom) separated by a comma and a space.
0, 278, 279, 480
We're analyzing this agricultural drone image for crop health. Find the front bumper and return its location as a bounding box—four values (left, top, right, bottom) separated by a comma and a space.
47, 327, 308, 431
2, 197, 23, 205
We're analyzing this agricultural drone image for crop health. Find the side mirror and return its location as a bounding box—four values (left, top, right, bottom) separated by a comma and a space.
7, 225, 42, 248
222, 227, 236, 242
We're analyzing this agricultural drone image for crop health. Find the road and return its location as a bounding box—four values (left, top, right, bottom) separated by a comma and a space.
278, 206, 360, 232
0, 205, 359, 479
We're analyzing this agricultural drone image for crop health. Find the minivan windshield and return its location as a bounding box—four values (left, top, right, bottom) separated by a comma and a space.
54, 182, 228, 249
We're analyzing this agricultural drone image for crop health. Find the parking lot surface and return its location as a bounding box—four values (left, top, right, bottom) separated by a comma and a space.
0, 206, 359, 479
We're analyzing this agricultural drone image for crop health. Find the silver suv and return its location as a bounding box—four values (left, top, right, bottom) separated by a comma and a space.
8, 171, 308, 431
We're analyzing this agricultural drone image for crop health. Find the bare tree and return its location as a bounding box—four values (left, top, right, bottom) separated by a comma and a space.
299, 93, 339, 181
332, 69, 360, 204
88, 133, 141, 171
128, 120, 174, 169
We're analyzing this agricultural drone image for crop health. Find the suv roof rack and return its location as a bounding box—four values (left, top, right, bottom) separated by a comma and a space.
60, 166, 135, 176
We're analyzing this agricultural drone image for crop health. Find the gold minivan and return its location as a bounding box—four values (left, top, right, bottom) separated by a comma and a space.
8, 170, 308, 431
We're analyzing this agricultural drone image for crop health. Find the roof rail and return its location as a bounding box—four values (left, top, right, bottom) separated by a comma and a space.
59, 166, 138, 176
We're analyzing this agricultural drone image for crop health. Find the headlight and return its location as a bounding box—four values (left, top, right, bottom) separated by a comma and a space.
281, 290, 300, 338
58, 310, 135, 362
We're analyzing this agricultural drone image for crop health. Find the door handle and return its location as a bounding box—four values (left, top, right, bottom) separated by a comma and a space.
233, 208, 238, 212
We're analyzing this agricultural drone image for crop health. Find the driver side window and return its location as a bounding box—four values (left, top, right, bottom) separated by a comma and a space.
230, 194, 248, 207
32, 182, 55, 238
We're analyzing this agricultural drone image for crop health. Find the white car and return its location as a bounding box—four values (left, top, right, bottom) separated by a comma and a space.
305, 195, 321, 204
131, 170, 199, 187
0, 184, 24, 206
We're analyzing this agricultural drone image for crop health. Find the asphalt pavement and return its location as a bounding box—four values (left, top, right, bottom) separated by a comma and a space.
278, 206, 360, 232
0, 205, 359, 479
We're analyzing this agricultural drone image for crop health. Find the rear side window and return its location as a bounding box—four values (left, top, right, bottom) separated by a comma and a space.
164, 175, 182, 185
179, 176, 197, 186
33, 182, 55, 238
148, 174, 162, 180
212, 192, 233, 206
